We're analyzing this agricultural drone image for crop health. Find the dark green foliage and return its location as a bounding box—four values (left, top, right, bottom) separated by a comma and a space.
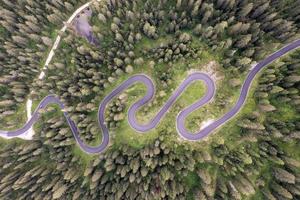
0, 0, 300, 199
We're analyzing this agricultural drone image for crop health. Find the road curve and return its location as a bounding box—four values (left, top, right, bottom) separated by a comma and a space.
1, 39, 300, 154
16, 0, 98, 140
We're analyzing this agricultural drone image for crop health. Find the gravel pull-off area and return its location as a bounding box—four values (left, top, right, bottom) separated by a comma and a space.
2, 36, 300, 153
72, 7, 99, 45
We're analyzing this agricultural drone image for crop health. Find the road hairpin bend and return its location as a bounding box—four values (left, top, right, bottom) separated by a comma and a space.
1, 39, 300, 154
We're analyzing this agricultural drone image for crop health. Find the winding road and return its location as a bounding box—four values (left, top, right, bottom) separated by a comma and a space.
10, 0, 98, 140
1, 39, 300, 154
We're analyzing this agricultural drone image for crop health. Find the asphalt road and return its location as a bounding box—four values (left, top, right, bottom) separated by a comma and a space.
1, 39, 300, 154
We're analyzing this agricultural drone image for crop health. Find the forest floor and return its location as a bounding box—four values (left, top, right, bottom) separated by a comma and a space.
69, 34, 265, 161
0, 33, 266, 164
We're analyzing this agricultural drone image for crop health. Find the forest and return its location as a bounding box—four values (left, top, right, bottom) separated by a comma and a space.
0, 0, 300, 199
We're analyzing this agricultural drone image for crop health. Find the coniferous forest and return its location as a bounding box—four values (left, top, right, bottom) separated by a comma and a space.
0, 0, 300, 199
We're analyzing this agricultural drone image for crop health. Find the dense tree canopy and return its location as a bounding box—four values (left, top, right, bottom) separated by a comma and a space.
0, 0, 299, 199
